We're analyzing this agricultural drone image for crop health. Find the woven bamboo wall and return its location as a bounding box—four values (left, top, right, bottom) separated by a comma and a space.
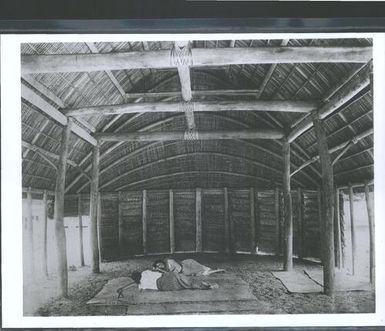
63, 188, 323, 261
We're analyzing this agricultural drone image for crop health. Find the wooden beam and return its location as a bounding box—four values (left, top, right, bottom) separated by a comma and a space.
364, 183, 375, 284
90, 145, 100, 273
43, 190, 49, 277
313, 113, 336, 296
123, 89, 260, 99
22, 46, 372, 74
196, 188, 202, 253
66, 100, 316, 117
224, 187, 230, 254
26, 187, 35, 279
283, 140, 293, 271
297, 188, 304, 260
78, 193, 85, 267
54, 120, 72, 297
250, 188, 256, 254
349, 185, 356, 275
21, 84, 97, 146
96, 129, 285, 143
288, 63, 371, 143
290, 128, 373, 177
169, 189, 175, 254
274, 188, 280, 256
142, 190, 147, 255
334, 188, 342, 269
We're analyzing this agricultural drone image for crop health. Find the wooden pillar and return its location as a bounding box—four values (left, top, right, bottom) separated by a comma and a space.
169, 189, 175, 254
274, 188, 280, 256
142, 190, 147, 255
26, 187, 35, 279
250, 188, 256, 254
317, 188, 324, 264
283, 140, 293, 271
89, 144, 100, 274
334, 188, 342, 269
224, 187, 230, 253
196, 188, 202, 252
78, 193, 85, 267
54, 120, 72, 296
313, 113, 335, 296
364, 183, 375, 284
43, 190, 49, 277
297, 188, 304, 260
97, 193, 102, 262
349, 185, 356, 275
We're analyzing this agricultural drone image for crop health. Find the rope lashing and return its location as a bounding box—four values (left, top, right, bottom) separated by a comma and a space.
184, 129, 199, 141
170, 42, 193, 67
179, 101, 196, 130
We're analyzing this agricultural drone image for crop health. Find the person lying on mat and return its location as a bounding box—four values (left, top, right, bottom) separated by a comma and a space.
131, 270, 219, 291
151, 258, 225, 276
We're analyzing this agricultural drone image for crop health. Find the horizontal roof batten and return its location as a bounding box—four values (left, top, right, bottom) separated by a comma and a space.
66, 100, 316, 117
21, 46, 372, 74
96, 130, 285, 142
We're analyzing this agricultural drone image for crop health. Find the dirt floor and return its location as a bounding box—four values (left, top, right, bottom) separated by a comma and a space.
30, 254, 375, 316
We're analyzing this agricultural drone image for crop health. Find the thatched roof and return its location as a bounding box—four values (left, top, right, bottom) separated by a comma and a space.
21, 38, 373, 193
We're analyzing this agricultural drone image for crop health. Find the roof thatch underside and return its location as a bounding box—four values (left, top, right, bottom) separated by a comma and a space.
21, 38, 373, 193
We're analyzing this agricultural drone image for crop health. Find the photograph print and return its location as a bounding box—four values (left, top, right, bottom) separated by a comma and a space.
19, 36, 374, 317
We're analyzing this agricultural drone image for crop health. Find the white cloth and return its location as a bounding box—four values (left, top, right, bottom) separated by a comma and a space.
139, 270, 162, 290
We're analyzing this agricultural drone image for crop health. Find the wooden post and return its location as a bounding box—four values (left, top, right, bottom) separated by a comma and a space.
142, 190, 147, 255
97, 193, 102, 262
224, 187, 230, 253
118, 191, 123, 255
317, 188, 324, 265
274, 188, 280, 256
297, 188, 304, 260
26, 187, 35, 279
90, 144, 100, 274
283, 140, 293, 271
349, 185, 356, 275
250, 188, 256, 254
77, 193, 85, 267
334, 188, 342, 269
169, 189, 175, 254
364, 183, 375, 284
196, 188, 202, 252
43, 190, 49, 277
313, 113, 335, 296
54, 120, 72, 296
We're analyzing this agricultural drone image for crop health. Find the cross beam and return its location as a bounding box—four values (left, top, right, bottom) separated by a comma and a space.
96, 129, 284, 142
21, 46, 372, 74
66, 100, 316, 117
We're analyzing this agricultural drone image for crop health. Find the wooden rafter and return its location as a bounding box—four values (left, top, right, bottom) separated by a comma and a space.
22, 46, 372, 74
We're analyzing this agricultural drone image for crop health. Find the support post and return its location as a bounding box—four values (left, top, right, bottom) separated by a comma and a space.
334, 188, 342, 269
54, 120, 72, 296
169, 189, 175, 254
26, 187, 35, 279
313, 112, 335, 296
43, 190, 49, 277
224, 187, 230, 253
78, 193, 85, 267
274, 188, 280, 256
118, 191, 123, 255
364, 183, 375, 284
90, 144, 100, 273
196, 188, 202, 252
349, 185, 356, 275
142, 190, 147, 255
283, 140, 293, 271
297, 188, 304, 260
250, 188, 256, 254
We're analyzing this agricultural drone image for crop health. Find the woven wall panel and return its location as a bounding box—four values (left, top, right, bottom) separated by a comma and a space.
64, 195, 78, 217
229, 189, 251, 252
174, 190, 196, 252
119, 191, 143, 257
202, 190, 225, 252
146, 191, 170, 254
256, 190, 277, 254
100, 193, 119, 261
303, 190, 322, 259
